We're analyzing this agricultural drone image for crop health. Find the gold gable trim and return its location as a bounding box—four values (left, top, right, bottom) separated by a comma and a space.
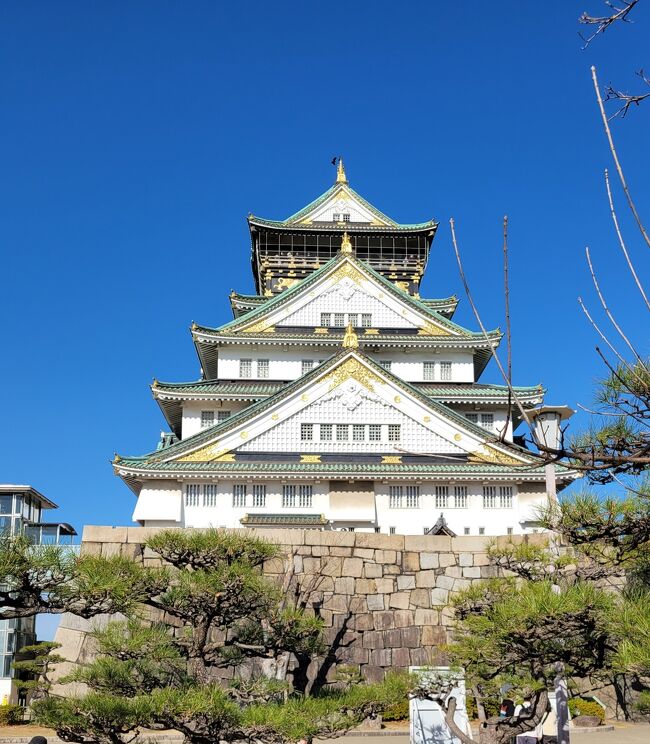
178, 447, 235, 463
321, 357, 383, 392
242, 320, 275, 334
417, 322, 449, 336
468, 445, 523, 466
329, 262, 366, 286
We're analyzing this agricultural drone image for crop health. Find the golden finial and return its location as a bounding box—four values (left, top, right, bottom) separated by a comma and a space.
336, 158, 347, 183
191, 321, 198, 331
342, 321, 359, 349
152, 378, 159, 388
113, 453, 122, 464
340, 231, 353, 254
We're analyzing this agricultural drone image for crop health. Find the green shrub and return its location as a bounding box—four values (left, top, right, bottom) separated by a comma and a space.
382, 699, 409, 721
0, 704, 24, 725
634, 690, 650, 715
568, 697, 605, 722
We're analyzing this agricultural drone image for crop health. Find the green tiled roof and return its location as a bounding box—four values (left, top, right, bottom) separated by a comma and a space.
155, 380, 285, 396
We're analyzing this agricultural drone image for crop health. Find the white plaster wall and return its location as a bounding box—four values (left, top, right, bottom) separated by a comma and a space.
133, 481, 182, 525
452, 406, 514, 442
366, 351, 475, 383
182, 401, 249, 439
237, 392, 464, 454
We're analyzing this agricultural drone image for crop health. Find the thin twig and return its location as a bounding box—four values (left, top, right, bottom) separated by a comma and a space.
592, 65, 650, 249
604, 169, 650, 311
502, 216, 513, 444
449, 218, 534, 433
585, 246, 643, 363
577, 296, 633, 370
579, 1, 639, 49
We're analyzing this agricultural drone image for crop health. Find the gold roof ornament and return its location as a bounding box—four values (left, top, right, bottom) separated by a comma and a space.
340, 231, 353, 254
342, 321, 359, 349
336, 157, 347, 183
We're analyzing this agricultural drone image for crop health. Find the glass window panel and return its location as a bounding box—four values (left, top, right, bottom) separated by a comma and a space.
201, 410, 215, 428
352, 424, 365, 441
320, 424, 333, 441
423, 361, 436, 381
257, 359, 270, 378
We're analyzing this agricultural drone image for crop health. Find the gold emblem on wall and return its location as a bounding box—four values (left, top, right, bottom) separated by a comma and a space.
321, 357, 383, 392
468, 445, 523, 466
178, 446, 234, 463
329, 262, 365, 286
300, 454, 321, 463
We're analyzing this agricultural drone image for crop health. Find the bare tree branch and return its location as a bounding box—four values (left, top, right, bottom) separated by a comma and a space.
502, 215, 513, 443
605, 69, 650, 119
579, 1, 639, 48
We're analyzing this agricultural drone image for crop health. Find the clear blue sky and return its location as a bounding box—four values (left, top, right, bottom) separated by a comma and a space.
2, 1, 649, 534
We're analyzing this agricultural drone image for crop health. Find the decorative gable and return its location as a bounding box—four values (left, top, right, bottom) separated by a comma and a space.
299, 186, 392, 226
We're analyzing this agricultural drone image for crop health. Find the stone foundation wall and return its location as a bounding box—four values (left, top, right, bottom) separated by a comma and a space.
53, 526, 545, 687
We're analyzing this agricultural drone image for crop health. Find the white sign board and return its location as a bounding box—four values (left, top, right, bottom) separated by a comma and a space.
409, 666, 473, 744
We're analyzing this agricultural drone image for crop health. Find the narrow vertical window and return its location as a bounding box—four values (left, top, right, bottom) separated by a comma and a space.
481, 413, 494, 432
200, 411, 215, 429
361, 313, 372, 327
440, 361, 452, 381
185, 484, 200, 507
388, 424, 401, 442
240, 359, 252, 378
257, 359, 269, 378
368, 424, 382, 441
299, 485, 312, 508
454, 485, 468, 509
507, 527, 513, 535
336, 424, 349, 441
478, 527, 485, 535
233, 484, 247, 508
252, 485, 266, 508
389, 526, 396, 535
406, 486, 420, 508
482, 486, 497, 509
300, 423, 314, 441
321, 313, 332, 327
282, 485, 296, 508
423, 361, 436, 381
464, 527, 470, 535
320, 424, 333, 441
203, 484, 218, 507
389, 486, 402, 509
352, 424, 365, 441
301, 360, 314, 375
435, 486, 448, 509
499, 486, 513, 508
347, 313, 358, 327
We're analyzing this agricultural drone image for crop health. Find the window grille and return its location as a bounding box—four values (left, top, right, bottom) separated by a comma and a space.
347, 313, 358, 327
332, 213, 340, 222
185, 484, 200, 507
301, 360, 314, 375
352, 424, 365, 441
336, 424, 349, 441
481, 413, 494, 432
257, 359, 269, 378
203, 484, 218, 507
464, 527, 470, 535
299, 485, 312, 508
342, 213, 350, 222
388, 424, 401, 442
440, 361, 452, 381
389, 486, 402, 509
507, 527, 513, 535
389, 526, 396, 535
465, 413, 478, 424
499, 486, 513, 508
282, 485, 296, 508
200, 411, 214, 428
361, 313, 372, 327
301, 423, 314, 441
453, 485, 468, 509
479, 527, 485, 535
252, 485, 266, 508
217, 410, 231, 423
240, 359, 252, 378
320, 424, 333, 441
369, 424, 382, 441
334, 313, 345, 327
406, 486, 420, 509
482, 486, 498, 509
321, 313, 332, 327
233, 484, 247, 508
435, 485, 448, 509
379, 361, 392, 371
423, 361, 436, 381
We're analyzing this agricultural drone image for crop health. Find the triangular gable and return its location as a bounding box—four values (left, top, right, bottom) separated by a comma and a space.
156, 351, 533, 466
212, 253, 471, 337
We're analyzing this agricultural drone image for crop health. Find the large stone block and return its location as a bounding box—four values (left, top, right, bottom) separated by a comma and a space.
421, 625, 446, 646
349, 596, 368, 614
341, 645, 370, 664
458, 552, 474, 567
430, 587, 449, 605
354, 548, 375, 559
354, 613, 374, 631
392, 647, 411, 668
313, 576, 335, 593
370, 648, 392, 666
364, 563, 383, 578
330, 547, 353, 557
321, 557, 344, 577
101, 542, 122, 558
415, 570, 438, 588
362, 630, 385, 649
355, 578, 377, 594
373, 611, 395, 631
362, 665, 385, 683
400, 626, 421, 648
411, 647, 435, 666
451, 536, 490, 552
125, 526, 164, 543
420, 552, 440, 569
474, 553, 491, 566
436, 575, 455, 590
383, 628, 402, 648
410, 588, 432, 608
415, 608, 439, 626
335, 577, 356, 594
453, 578, 472, 591
303, 556, 322, 573
383, 563, 401, 575
394, 610, 415, 628
80, 542, 102, 557
388, 592, 411, 610
374, 578, 395, 593
445, 566, 462, 578
463, 566, 482, 579
397, 575, 415, 590
367, 594, 385, 611
263, 557, 286, 574
293, 555, 303, 573
402, 552, 420, 571
439, 553, 457, 567
374, 549, 397, 563
251, 528, 306, 546
356, 533, 404, 550
404, 535, 452, 552
82, 526, 129, 543
342, 557, 364, 577
305, 530, 355, 547
322, 594, 350, 613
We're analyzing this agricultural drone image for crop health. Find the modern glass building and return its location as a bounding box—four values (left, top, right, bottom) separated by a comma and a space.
0, 485, 76, 704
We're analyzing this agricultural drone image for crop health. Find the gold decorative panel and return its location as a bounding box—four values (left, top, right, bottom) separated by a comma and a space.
468, 445, 522, 466
300, 455, 321, 463
381, 455, 402, 464
321, 357, 383, 392
417, 322, 448, 336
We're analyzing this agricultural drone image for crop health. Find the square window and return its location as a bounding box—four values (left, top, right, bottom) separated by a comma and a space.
301, 360, 314, 375
423, 361, 436, 381
483, 486, 497, 509
252, 485, 266, 508
342, 213, 350, 222
282, 485, 296, 508
320, 424, 333, 441
233, 484, 247, 508
454, 485, 468, 509
336, 424, 349, 441
368, 424, 381, 441
361, 313, 372, 327
240, 359, 252, 378
203, 484, 218, 507
388, 424, 401, 442
217, 410, 231, 423
406, 486, 419, 509
334, 313, 345, 327
352, 424, 365, 441
200, 410, 214, 429
321, 313, 332, 327
347, 313, 358, 327
464, 527, 470, 535
440, 362, 452, 381
332, 213, 340, 222
435, 486, 448, 510
465, 412, 478, 424
301, 423, 314, 441
379, 361, 392, 371
389, 486, 402, 509
257, 359, 269, 378
299, 485, 312, 508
